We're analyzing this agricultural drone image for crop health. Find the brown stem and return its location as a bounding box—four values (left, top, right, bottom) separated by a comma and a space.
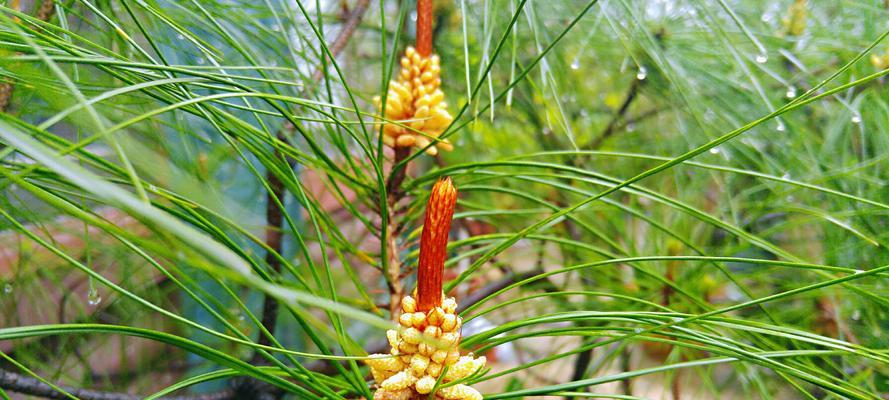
311, 0, 371, 83
672, 371, 682, 400
0, 369, 233, 400
590, 77, 641, 150
386, 146, 411, 203
385, 222, 404, 317
0, 0, 56, 113
620, 345, 632, 395
256, 169, 285, 351
0, 83, 13, 114
36, 0, 56, 21
255, 0, 372, 353
416, 0, 434, 57
382, 131, 412, 320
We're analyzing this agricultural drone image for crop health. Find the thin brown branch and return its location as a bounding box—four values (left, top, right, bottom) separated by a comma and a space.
589, 78, 642, 150
256, 0, 372, 354
0, 0, 57, 113
0, 369, 233, 400
36, 0, 56, 21
311, 0, 372, 83
620, 345, 632, 395
255, 169, 285, 351
384, 221, 404, 317
386, 146, 411, 204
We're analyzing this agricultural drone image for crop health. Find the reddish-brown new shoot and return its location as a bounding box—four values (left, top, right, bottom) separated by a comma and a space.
416, 0, 434, 57
416, 177, 457, 311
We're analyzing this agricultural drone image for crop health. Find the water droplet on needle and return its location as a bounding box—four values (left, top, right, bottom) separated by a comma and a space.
87, 289, 102, 306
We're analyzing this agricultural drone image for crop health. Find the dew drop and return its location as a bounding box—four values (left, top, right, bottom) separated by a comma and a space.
176, 33, 185, 40
709, 147, 720, 154
851, 113, 861, 124
851, 309, 861, 321
776, 121, 786, 132
633, 328, 643, 334
2, 283, 11, 294
636, 66, 648, 80
781, 173, 791, 180
196, 57, 205, 65
570, 59, 580, 70
854, 269, 865, 275
785, 85, 797, 99
626, 122, 636, 132
87, 289, 102, 306
755, 53, 768, 64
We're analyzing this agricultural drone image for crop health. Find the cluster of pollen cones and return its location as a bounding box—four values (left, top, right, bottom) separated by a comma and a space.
374, 46, 454, 156
365, 294, 485, 400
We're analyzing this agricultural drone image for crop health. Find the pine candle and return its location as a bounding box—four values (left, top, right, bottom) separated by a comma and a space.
366, 178, 485, 400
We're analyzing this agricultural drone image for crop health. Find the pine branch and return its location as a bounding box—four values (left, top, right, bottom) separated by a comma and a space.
255, 0, 371, 353
0, 2, 372, 400
0, 0, 56, 112
0, 369, 233, 400
589, 78, 642, 150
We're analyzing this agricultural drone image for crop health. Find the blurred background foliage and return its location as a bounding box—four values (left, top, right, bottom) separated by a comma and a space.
0, 0, 887, 399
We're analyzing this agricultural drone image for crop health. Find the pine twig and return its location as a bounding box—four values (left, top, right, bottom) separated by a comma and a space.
0, 0, 57, 113
589, 78, 642, 150
0, 369, 233, 400
386, 146, 411, 203
255, 0, 371, 352
256, 169, 285, 351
